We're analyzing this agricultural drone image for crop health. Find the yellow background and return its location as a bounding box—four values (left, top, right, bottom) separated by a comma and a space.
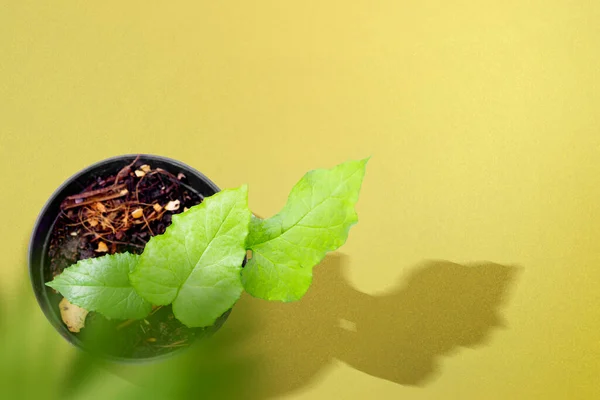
1, 1, 599, 399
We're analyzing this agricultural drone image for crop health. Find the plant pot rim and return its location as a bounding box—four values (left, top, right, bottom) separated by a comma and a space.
28, 153, 223, 364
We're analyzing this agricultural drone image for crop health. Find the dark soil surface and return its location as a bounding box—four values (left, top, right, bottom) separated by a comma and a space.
45, 156, 225, 359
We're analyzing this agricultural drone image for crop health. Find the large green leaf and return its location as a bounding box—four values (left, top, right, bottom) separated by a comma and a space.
242, 158, 368, 301
46, 252, 152, 320
130, 186, 251, 328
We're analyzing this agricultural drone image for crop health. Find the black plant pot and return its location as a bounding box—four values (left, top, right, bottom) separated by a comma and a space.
29, 154, 231, 362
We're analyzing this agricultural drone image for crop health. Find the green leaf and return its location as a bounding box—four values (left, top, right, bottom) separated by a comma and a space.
242, 158, 369, 301
130, 185, 251, 328
46, 252, 152, 320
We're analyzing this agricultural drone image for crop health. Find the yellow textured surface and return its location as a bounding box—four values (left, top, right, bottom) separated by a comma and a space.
1, 1, 599, 399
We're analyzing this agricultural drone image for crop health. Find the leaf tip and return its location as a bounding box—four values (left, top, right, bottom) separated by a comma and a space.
238, 183, 249, 194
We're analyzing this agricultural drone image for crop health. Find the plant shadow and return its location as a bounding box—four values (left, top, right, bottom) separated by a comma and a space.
230, 253, 519, 398
3, 254, 518, 399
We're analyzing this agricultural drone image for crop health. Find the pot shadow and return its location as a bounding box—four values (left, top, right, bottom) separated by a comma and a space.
230, 253, 519, 399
